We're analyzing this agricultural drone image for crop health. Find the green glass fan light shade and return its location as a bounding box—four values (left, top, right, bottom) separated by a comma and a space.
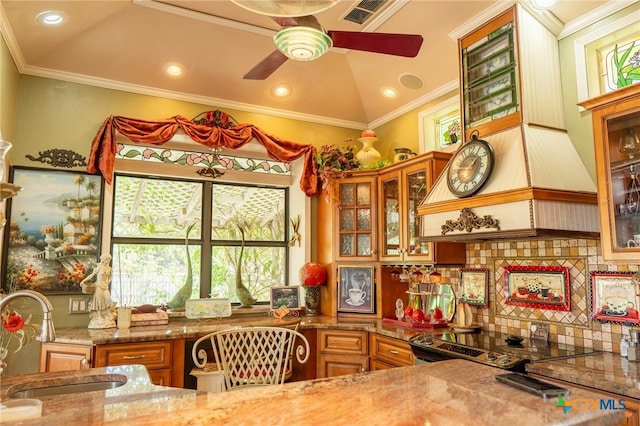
274, 26, 332, 61
230, 1, 339, 17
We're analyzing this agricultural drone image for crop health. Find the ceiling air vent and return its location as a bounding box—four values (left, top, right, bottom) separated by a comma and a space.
343, 0, 387, 25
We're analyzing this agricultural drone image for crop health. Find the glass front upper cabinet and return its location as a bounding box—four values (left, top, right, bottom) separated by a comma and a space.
460, 7, 520, 140
580, 85, 640, 263
335, 174, 377, 261
378, 162, 431, 263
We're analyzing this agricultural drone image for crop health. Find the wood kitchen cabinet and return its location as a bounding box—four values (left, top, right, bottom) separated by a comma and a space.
579, 85, 640, 263
369, 333, 414, 370
317, 329, 368, 378
332, 172, 378, 262
40, 343, 93, 372
95, 341, 179, 387
378, 152, 465, 265
41, 339, 185, 388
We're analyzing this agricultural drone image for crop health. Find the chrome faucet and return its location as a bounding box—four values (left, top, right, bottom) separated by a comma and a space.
0, 290, 56, 342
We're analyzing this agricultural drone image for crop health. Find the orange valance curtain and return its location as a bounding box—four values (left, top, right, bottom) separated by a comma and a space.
87, 110, 319, 196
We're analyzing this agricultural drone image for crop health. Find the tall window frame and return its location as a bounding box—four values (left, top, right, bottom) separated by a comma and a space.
102, 136, 303, 308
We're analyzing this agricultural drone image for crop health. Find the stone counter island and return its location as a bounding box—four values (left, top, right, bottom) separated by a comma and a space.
0, 360, 622, 425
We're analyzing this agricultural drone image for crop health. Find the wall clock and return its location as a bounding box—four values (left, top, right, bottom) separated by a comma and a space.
446, 133, 494, 198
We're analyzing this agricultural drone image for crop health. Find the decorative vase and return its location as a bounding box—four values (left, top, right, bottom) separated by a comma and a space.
0, 140, 12, 183
393, 147, 413, 163
303, 286, 321, 316
44, 233, 55, 248
356, 137, 381, 167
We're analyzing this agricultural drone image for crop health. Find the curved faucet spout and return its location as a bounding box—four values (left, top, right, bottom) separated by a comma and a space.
0, 290, 56, 343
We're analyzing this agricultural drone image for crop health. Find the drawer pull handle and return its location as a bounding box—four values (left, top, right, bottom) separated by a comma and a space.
388, 349, 400, 354
123, 355, 146, 360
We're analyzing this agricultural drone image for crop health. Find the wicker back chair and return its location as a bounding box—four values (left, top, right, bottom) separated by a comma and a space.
191, 326, 310, 390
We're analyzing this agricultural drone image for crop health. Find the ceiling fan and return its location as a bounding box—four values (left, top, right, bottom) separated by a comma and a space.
241, 14, 424, 80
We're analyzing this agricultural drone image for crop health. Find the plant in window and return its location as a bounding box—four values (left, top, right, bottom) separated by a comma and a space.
614, 41, 640, 88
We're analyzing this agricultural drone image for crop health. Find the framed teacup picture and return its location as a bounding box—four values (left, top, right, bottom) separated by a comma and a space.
338, 265, 375, 314
591, 271, 639, 324
459, 268, 488, 307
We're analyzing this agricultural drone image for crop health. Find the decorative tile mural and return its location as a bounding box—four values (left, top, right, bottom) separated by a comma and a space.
435, 238, 639, 355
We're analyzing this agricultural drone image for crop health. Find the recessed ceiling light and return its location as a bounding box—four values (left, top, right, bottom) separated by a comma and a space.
271, 84, 292, 97
163, 62, 185, 78
381, 87, 398, 98
36, 10, 67, 26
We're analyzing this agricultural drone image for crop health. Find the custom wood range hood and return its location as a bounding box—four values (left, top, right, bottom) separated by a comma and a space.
418, 4, 600, 243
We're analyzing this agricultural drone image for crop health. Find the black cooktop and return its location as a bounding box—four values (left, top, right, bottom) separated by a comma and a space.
438, 330, 601, 362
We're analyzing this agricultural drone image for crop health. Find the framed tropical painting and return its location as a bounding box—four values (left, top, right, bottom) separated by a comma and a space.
2, 167, 104, 293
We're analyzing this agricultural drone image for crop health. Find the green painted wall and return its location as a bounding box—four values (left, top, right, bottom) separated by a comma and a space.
10, 75, 361, 168
558, 2, 640, 182
0, 32, 19, 142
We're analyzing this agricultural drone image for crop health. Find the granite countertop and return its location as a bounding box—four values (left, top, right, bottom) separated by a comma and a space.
50, 315, 428, 345
526, 352, 640, 400
50, 316, 640, 402
0, 360, 623, 425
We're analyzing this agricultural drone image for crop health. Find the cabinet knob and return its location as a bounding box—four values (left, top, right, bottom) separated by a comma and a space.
81, 358, 88, 368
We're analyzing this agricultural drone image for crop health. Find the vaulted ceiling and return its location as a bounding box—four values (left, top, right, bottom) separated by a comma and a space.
1, 0, 613, 129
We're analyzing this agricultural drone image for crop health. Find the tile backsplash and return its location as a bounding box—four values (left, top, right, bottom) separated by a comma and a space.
436, 238, 639, 354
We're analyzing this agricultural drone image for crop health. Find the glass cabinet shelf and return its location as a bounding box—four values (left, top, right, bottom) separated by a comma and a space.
579, 84, 640, 262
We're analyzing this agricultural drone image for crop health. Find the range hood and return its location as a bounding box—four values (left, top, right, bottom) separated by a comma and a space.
418, 3, 599, 242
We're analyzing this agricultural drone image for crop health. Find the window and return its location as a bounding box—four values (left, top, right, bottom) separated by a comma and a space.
110, 164, 289, 307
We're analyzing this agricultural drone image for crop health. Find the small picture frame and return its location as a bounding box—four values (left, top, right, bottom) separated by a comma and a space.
504, 265, 570, 311
459, 268, 489, 307
591, 271, 639, 324
269, 285, 302, 310
338, 265, 375, 314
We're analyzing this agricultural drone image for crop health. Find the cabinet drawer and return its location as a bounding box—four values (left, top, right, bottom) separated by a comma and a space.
318, 330, 368, 356
370, 334, 414, 367
95, 341, 172, 369
317, 354, 368, 378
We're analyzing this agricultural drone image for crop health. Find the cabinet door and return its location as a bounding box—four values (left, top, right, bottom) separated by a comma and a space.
402, 163, 431, 262
378, 163, 431, 263
334, 175, 377, 261
580, 86, 640, 263
40, 343, 93, 372
379, 170, 402, 261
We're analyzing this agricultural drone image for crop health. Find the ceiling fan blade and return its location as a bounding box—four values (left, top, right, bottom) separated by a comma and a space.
243, 49, 289, 80
328, 31, 423, 57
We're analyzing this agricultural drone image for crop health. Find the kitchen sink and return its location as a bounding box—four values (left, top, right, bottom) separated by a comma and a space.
7, 374, 127, 399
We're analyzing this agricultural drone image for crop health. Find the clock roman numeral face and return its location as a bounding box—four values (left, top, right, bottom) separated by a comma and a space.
447, 140, 494, 198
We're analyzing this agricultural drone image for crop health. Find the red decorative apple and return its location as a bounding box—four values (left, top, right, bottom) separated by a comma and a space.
432, 308, 444, 321
404, 306, 414, 320
412, 308, 425, 323
361, 129, 376, 138
299, 262, 327, 286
